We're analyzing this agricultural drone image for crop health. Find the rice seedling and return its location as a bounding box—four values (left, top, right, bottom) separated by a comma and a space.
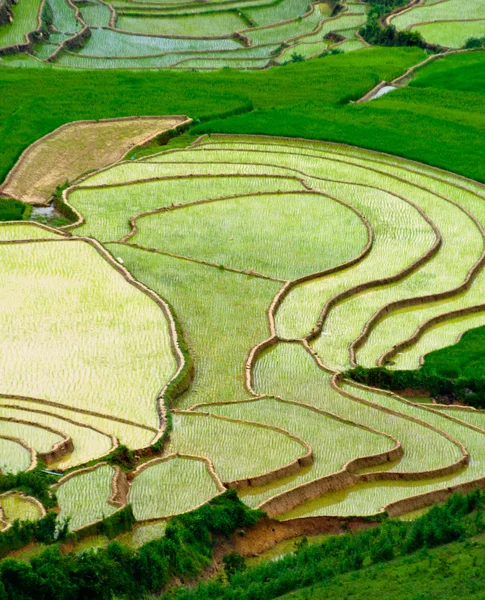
252, 343, 462, 473
172, 58, 270, 70
48, 0, 82, 34
0, 438, 32, 474
71, 173, 306, 241
197, 397, 392, 508
78, 1, 112, 27
168, 411, 307, 482
76, 28, 241, 57
117, 12, 247, 37
0, 420, 62, 456
0, 403, 113, 469
129, 456, 220, 521
410, 20, 485, 48
0, 492, 43, 523
0, 223, 63, 241
312, 184, 482, 371
110, 244, 279, 409
56, 464, 117, 531
0, 116, 187, 205
247, 10, 322, 46
116, 521, 166, 548
0, 396, 155, 450
0, 0, 42, 49
130, 191, 368, 280
0, 240, 176, 437
392, 0, 485, 31
246, 0, 311, 27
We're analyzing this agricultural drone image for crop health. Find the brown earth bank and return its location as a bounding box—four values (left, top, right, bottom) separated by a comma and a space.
231, 515, 379, 557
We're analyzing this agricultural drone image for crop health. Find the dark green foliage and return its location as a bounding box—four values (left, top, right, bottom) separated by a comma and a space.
0, 198, 29, 222
97, 505, 135, 540
347, 326, 485, 408
0, 512, 69, 559
166, 491, 483, 600
360, 20, 426, 48
464, 37, 485, 49
222, 552, 246, 580
359, 0, 427, 49
290, 53, 305, 63
0, 490, 261, 599
107, 445, 136, 471
0, 465, 56, 509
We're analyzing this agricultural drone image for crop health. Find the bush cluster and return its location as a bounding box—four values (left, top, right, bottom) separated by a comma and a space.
0, 466, 57, 509
347, 365, 485, 408
0, 490, 262, 599
168, 491, 483, 600
360, 0, 427, 49
0, 198, 30, 222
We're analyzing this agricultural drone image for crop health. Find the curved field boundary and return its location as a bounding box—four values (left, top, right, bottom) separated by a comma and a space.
0, 392, 157, 435
0, 415, 74, 464
0, 221, 71, 240
0, 491, 46, 531
335, 381, 485, 518
190, 393, 403, 516
0, 402, 117, 467
52, 462, 127, 533
0, 434, 36, 472
190, 141, 483, 363
47, 0, 91, 62
331, 374, 469, 474
349, 198, 485, 366
253, 369, 470, 518
193, 134, 485, 194
0, 235, 186, 448
0, 115, 192, 204
0, 0, 46, 56
60, 172, 310, 232
384, 0, 426, 26
129, 452, 226, 524
171, 408, 313, 489
145, 151, 440, 351
81, 237, 186, 445
378, 301, 485, 366
108, 23, 249, 43
127, 452, 227, 525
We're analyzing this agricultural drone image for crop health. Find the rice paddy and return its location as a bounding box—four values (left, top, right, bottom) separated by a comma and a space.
390, 0, 485, 48
4, 129, 485, 539
0, 492, 43, 524
55, 464, 118, 531
129, 456, 221, 521
0, 0, 368, 69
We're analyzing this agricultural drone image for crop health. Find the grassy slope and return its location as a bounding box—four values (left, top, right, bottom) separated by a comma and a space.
284, 538, 485, 599
422, 326, 485, 379
194, 51, 485, 183
0, 47, 423, 185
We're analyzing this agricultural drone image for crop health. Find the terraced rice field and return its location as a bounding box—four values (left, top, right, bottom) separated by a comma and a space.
390, 0, 485, 48
129, 456, 221, 521
0, 0, 368, 69
55, 464, 118, 531
4, 130, 485, 534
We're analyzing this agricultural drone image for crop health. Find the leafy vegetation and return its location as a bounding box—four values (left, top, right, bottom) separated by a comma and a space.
0, 198, 30, 222
0, 490, 261, 599
348, 326, 485, 409
166, 490, 483, 599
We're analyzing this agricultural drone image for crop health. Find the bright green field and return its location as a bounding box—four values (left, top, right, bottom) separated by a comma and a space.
56, 465, 117, 531
129, 456, 220, 520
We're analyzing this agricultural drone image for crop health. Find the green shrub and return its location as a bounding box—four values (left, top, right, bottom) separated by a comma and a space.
0, 198, 28, 222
